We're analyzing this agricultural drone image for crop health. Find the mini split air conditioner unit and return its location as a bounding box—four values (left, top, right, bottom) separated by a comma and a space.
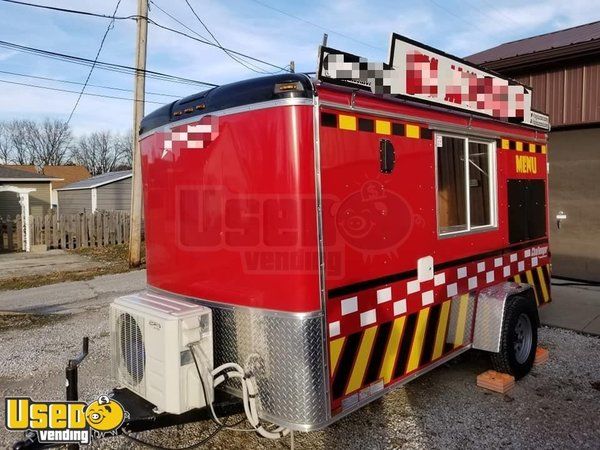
110, 291, 213, 415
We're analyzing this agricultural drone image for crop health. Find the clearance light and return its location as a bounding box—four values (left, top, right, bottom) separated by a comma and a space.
195, 104, 206, 110
274, 81, 304, 94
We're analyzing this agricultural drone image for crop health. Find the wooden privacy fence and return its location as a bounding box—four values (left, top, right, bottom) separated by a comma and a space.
0, 215, 22, 252
0, 211, 130, 252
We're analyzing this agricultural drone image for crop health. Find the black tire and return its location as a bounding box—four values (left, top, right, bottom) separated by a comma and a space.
490, 295, 538, 379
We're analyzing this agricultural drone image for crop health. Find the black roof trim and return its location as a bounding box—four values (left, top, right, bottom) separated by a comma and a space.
139, 73, 314, 135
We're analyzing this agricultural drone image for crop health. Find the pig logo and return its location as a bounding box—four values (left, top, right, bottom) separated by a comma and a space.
336, 180, 413, 253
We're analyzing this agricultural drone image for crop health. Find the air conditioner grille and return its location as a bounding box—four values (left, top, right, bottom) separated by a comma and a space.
118, 312, 145, 386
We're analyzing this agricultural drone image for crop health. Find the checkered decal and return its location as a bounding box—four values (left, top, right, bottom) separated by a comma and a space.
162, 115, 219, 158
327, 243, 550, 340
327, 243, 550, 411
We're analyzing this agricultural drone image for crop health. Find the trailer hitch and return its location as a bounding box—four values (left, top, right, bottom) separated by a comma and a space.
12, 337, 90, 450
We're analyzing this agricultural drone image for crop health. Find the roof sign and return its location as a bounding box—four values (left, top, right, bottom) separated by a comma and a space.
317, 34, 550, 130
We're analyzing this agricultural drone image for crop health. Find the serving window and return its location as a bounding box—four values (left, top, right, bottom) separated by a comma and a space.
436, 134, 497, 236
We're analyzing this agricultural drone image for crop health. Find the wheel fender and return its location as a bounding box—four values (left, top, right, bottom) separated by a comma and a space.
472, 282, 538, 353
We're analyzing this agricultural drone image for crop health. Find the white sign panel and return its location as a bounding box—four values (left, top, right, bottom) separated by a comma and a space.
389, 34, 531, 122
317, 35, 550, 130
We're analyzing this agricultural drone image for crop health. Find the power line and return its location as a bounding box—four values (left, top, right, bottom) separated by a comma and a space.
478, 0, 519, 25
149, 0, 263, 73
2, 0, 290, 75
147, 0, 211, 43
0, 0, 138, 20
147, 18, 291, 72
183, 0, 282, 74
427, 0, 487, 34
0, 69, 180, 98
463, 0, 517, 26
0, 40, 218, 87
66, 0, 123, 125
0, 78, 164, 104
247, 0, 383, 51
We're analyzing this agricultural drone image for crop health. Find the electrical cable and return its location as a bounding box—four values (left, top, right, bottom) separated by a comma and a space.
182, 0, 282, 74
187, 345, 253, 433
2, 0, 290, 75
0, 78, 164, 104
146, 18, 290, 72
0, 0, 139, 20
147, 0, 211, 42
0, 69, 180, 98
66, 0, 123, 125
0, 40, 218, 87
121, 424, 223, 450
188, 343, 289, 438
427, 0, 488, 34
247, 0, 383, 51
149, 0, 267, 74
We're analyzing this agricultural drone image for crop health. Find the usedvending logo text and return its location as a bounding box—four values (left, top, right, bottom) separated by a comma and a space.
5, 395, 127, 445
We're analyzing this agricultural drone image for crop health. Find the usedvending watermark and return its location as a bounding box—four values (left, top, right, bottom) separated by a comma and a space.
5, 395, 128, 445
175, 179, 419, 277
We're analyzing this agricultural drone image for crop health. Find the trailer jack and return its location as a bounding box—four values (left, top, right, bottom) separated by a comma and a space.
13, 337, 90, 450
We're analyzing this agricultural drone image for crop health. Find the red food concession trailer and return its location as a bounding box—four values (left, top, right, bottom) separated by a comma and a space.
109, 34, 552, 437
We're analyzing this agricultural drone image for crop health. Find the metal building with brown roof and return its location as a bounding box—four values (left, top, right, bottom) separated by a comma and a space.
468, 21, 600, 282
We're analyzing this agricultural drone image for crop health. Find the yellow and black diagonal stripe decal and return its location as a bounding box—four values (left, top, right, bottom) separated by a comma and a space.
510, 264, 552, 305
420, 304, 441, 365
454, 294, 470, 348
535, 265, 551, 304
330, 297, 473, 402
432, 300, 452, 360
405, 308, 431, 373
345, 326, 378, 395
512, 273, 522, 283
393, 313, 419, 379
420, 300, 453, 365
379, 316, 406, 384
331, 332, 361, 399
525, 270, 541, 305
329, 337, 346, 377
363, 321, 393, 386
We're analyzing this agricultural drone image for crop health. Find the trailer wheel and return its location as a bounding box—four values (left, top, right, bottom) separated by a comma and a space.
490, 296, 538, 379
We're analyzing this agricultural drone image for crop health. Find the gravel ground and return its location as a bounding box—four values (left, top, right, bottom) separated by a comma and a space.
1, 305, 599, 449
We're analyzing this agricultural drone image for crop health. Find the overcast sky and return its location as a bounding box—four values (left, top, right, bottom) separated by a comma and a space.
0, 0, 597, 135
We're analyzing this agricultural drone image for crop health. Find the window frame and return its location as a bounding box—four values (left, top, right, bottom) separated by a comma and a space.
435, 132, 498, 238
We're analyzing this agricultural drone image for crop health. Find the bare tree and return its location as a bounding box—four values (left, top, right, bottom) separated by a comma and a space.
111, 131, 133, 170
0, 122, 11, 164
0, 118, 72, 166
34, 119, 72, 166
5, 120, 37, 165
71, 131, 130, 175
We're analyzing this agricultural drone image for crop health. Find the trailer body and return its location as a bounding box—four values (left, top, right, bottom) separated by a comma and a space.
139, 50, 550, 430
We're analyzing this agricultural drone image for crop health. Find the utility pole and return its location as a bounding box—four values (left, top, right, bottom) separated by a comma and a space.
129, 0, 148, 267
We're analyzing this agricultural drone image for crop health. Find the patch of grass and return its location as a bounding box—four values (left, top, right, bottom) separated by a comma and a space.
0, 244, 145, 291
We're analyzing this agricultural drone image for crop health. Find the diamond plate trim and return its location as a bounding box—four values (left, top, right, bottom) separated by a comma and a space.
472, 282, 529, 352
211, 307, 328, 429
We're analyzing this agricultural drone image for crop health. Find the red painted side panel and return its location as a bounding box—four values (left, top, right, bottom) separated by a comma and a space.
318, 87, 548, 291
317, 86, 551, 413
140, 105, 321, 313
